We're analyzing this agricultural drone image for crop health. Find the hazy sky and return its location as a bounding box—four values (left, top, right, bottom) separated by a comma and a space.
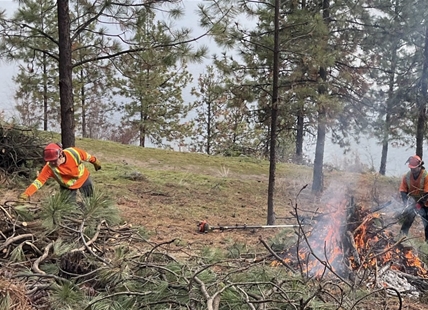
0, 1, 19, 118
0, 0, 416, 177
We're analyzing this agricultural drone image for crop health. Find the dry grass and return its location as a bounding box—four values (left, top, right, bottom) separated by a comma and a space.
0, 277, 32, 310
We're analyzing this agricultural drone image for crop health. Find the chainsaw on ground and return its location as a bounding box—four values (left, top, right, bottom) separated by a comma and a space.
197, 220, 301, 233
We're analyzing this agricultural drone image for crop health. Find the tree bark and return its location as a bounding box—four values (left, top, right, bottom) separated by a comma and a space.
379, 1, 399, 176
295, 109, 304, 164
312, 104, 326, 193
379, 45, 396, 175
207, 99, 212, 155
267, 0, 280, 225
379, 138, 389, 176
80, 70, 87, 138
43, 54, 48, 131
57, 0, 75, 147
311, 0, 330, 193
416, 25, 428, 158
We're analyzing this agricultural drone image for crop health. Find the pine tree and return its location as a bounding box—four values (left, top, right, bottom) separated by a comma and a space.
198, 0, 371, 194
7, 0, 59, 130
71, 1, 118, 139
362, 0, 425, 174
113, 10, 193, 148
190, 62, 258, 155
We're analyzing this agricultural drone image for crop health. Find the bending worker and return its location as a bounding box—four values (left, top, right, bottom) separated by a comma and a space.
399, 155, 428, 242
18, 143, 101, 201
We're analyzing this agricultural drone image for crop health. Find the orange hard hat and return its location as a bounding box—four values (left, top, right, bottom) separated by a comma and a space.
43, 143, 62, 162
406, 155, 422, 169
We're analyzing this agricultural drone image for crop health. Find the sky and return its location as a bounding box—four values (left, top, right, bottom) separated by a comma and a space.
0, 0, 417, 178
0, 1, 19, 118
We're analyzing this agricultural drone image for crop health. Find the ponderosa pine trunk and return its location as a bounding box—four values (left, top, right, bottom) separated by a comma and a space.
57, 0, 75, 148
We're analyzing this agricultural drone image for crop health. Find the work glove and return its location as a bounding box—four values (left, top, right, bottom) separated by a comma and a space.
18, 193, 28, 202
93, 159, 102, 171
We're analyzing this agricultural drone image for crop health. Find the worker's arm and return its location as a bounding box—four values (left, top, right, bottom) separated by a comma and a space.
23, 165, 53, 197
400, 191, 408, 204
419, 174, 428, 207
399, 175, 409, 204
73, 147, 101, 170
417, 194, 428, 210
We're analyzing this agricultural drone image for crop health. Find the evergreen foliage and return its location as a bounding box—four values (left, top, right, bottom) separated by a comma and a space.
190, 63, 261, 156
113, 10, 195, 148
361, 0, 427, 174
7, 0, 59, 131
71, 0, 118, 140
39, 191, 80, 231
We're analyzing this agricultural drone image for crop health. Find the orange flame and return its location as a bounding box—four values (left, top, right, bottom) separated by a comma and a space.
274, 200, 428, 279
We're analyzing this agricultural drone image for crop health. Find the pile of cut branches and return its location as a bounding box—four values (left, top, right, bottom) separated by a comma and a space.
0, 123, 46, 182
0, 191, 147, 309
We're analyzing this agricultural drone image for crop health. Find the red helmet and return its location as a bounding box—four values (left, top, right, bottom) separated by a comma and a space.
407, 155, 422, 169
43, 143, 62, 162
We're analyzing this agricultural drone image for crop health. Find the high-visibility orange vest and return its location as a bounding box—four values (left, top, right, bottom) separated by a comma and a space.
399, 169, 428, 205
24, 147, 97, 197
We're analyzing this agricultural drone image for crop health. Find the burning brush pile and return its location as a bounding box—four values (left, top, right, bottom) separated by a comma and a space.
273, 193, 428, 297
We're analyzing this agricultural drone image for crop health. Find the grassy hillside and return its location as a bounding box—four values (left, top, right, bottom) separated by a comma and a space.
7, 136, 428, 309
13, 136, 404, 251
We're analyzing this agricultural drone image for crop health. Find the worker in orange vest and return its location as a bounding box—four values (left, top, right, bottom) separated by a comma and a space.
399, 155, 428, 242
18, 143, 101, 202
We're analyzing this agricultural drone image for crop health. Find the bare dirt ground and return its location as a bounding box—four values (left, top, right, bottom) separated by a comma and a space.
113, 175, 395, 253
